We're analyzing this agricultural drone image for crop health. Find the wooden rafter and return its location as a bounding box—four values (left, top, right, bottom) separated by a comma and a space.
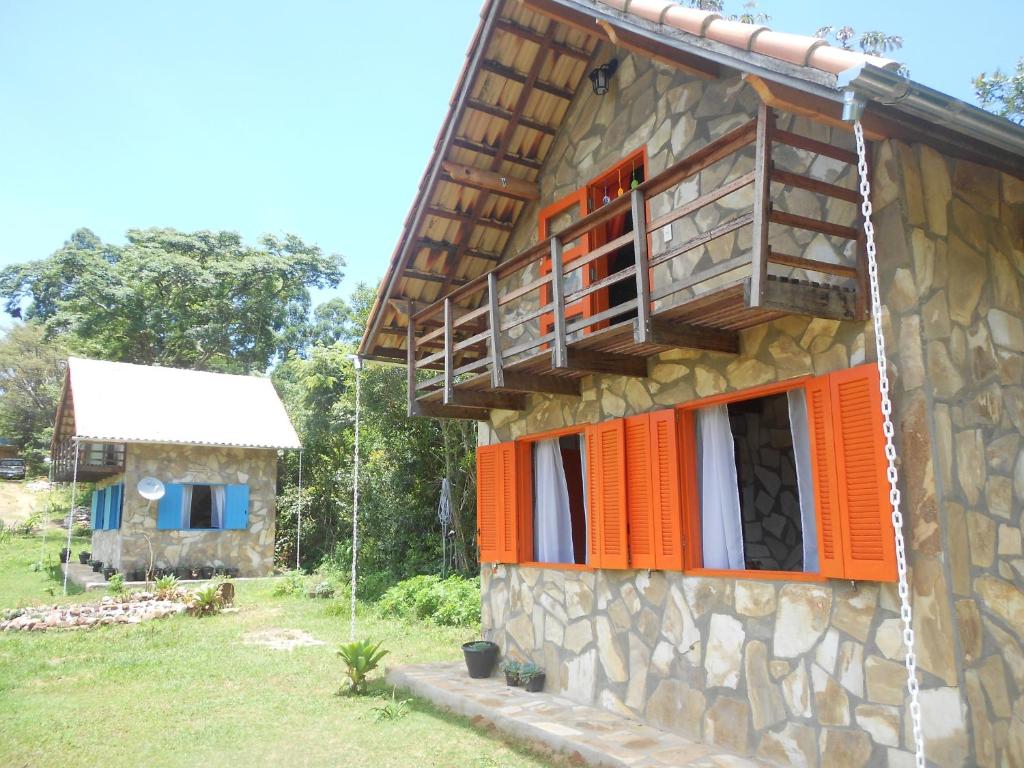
424, 207, 514, 231
450, 137, 544, 170
441, 161, 540, 201
480, 59, 576, 101
465, 99, 557, 136
493, 17, 591, 61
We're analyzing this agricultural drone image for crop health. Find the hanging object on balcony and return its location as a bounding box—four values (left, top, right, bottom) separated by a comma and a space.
602, 183, 611, 206
630, 161, 640, 189
616, 169, 624, 198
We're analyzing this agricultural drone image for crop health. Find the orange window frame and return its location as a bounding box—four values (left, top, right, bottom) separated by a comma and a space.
674, 375, 827, 582
513, 424, 593, 570
539, 147, 649, 336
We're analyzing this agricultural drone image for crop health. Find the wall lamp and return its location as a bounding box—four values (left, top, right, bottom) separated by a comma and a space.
588, 58, 618, 96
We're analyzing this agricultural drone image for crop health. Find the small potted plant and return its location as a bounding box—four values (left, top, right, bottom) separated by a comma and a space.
501, 659, 522, 687
520, 663, 545, 693
59, 548, 71, 564
461, 640, 499, 679
91, 560, 104, 572
102, 565, 117, 580
78, 551, 91, 565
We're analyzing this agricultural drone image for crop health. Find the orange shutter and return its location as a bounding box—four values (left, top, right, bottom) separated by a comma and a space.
625, 415, 655, 569
587, 419, 629, 569
476, 441, 519, 564
497, 442, 519, 563
586, 426, 603, 568
829, 364, 897, 582
805, 376, 845, 578
476, 444, 501, 563
649, 409, 685, 570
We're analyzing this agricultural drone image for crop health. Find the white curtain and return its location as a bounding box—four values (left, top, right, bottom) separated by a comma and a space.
578, 435, 589, 565
698, 405, 744, 570
180, 485, 193, 528
533, 439, 575, 564
211, 486, 226, 530
788, 389, 819, 573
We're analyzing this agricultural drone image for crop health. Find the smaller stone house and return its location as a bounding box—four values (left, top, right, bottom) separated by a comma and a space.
52, 357, 300, 577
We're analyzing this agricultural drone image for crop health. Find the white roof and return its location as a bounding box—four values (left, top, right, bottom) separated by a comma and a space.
66, 357, 301, 450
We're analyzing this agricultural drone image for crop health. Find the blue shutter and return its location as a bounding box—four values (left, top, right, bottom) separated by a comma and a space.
157, 483, 183, 530
97, 489, 109, 529
224, 484, 250, 530
103, 488, 114, 530
90, 491, 100, 529
109, 484, 123, 529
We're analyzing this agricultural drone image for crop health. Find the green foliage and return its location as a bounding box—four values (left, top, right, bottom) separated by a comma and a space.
0, 324, 66, 472
189, 584, 225, 617
975, 58, 1024, 125
71, 522, 90, 538
377, 575, 480, 628
272, 570, 307, 597
154, 575, 179, 599
106, 574, 126, 596
519, 663, 542, 683
337, 639, 389, 694
308, 579, 336, 599
1, 228, 344, 372
500, 660, 522, 683
371, 689, 411, 723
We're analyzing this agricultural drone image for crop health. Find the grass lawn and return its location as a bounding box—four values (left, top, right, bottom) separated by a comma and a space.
0, 533, 554, 768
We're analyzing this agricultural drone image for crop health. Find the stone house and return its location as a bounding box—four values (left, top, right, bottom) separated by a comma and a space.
358, 1, 1024, 765
52, 357, 300, 577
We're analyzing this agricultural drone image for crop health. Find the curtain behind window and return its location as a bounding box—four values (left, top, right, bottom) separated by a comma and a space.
180, 485, 194, 528
787, 389, 819, 572
533, 439, 575, 563
211, 486, 226, 529
697, 405, 744, 570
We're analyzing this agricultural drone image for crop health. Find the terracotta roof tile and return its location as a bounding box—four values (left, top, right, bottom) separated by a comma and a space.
600, 0, 898, 76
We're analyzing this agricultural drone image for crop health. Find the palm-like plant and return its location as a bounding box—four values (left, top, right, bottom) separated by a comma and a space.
337, 639, 389, 694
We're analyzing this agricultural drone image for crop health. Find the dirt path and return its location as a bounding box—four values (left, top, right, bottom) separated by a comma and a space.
0, 482, 41, 526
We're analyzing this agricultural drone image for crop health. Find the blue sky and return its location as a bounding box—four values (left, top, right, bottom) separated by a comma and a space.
1, 1, 1020, 309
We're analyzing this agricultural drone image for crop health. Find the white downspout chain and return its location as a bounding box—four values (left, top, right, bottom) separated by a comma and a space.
853, 120, 926, 767
62, 438, 80, 596
349, 356, 362, 642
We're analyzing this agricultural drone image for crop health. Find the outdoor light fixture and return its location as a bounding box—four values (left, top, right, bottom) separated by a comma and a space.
588, 58, 618, 95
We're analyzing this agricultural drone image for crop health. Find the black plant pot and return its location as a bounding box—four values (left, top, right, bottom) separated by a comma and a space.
59, 548, 71, 564
462, 641, 499, 679
91, 561, 104, 572
199, 566, 214, 579
102, 566, 116, 580
523, 673, 546, 693
504, 671, 521, 687
78, 552, 91, 565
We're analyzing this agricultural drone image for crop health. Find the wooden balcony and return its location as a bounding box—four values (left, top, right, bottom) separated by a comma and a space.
406, 105, 867, 420
53, 438, 126, 483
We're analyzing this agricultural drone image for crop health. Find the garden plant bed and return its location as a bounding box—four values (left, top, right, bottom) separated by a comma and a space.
2, 593, 187, 631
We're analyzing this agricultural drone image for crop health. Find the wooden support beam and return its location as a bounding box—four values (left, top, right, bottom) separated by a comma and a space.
445, 390, 527, 411
414, 239, 501, 263
749, 103, 773, 308
769, 210, 859, 241
414, 401, 492, 421
499, 372, 582, 396
745, 278, 857, 321
450, 138, 544, 170
744, 74, 887, 141
487, 272, 505, 389
493, 17, 592, 61
559, 349, 648, 378
550, 237, 568, 368
641, 317, 739, 354
441, 160, 540, 201
631, 187, 652, 343
480, 59, 577, 101
425, 206, 514, 231
406, 303, 418, 418
442, 298, 455, 404
465, 98, 557, 136
402, 269, 468, 286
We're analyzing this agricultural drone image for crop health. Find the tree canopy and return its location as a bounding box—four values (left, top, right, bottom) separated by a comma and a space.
0, 227, 344, 372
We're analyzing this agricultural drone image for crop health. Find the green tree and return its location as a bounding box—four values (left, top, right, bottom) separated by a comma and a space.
975, 58, 1024, 125
0, 227, 344, 372
0, 324, 67, 472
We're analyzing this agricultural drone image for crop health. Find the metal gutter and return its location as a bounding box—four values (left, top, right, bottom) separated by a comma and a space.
838, 63, 1024, 160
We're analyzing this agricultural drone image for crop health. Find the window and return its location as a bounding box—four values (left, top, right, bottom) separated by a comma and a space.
90, 483, 124, 530
693, 390, 817, 574
156, 483, 250, 531
476, 364, 896, 582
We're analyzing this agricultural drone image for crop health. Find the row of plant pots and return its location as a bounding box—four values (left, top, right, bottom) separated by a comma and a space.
460, 641, 546, 692
67, 550, 238, 582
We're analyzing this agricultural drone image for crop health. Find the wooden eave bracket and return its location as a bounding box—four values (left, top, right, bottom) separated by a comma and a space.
556, 349, 649, 378
498, 372, 582, 397
744, 74, 888, 140
745, 277, 857, 321
639, 317, 739, 354
441, 161, 539, 201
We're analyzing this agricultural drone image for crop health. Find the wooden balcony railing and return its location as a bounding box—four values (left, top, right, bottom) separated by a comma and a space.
406, 105, 866, 420
53, 438, 126, 482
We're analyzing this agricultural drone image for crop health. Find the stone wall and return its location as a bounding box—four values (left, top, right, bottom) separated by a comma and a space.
477, 53, 1024, 768
90, 444, 278, 577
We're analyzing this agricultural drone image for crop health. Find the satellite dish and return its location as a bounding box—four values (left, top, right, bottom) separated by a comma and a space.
138, 477, 166, 501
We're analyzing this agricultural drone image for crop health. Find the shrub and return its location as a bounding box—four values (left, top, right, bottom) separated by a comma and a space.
72, 522, 91, 538
154, 574, 180, 599
376, 574, 480, 627
107, 574, 126, 596
372, 688, 411, 722
337, 639, 389, 694
188, 584, 224, 617
272, 570, 306, 597
308, 580, 336, 599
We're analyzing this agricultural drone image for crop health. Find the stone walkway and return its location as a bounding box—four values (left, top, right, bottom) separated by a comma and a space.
387, 662, 765, 768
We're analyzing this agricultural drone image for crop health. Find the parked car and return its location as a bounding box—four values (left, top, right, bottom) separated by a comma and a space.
0, 458, 26, 480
